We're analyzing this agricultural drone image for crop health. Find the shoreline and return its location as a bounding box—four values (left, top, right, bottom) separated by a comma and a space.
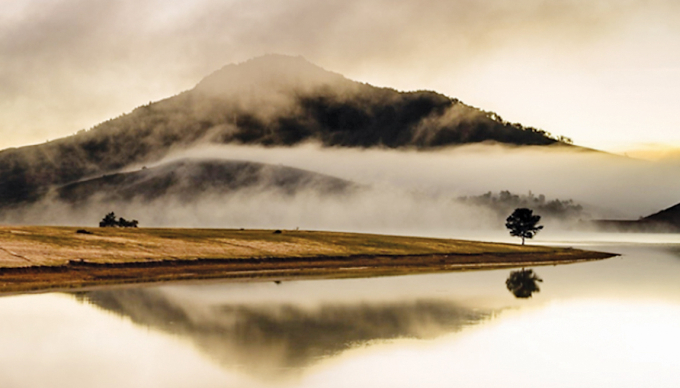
0, 251, 615, 295
0, 227, 617, 295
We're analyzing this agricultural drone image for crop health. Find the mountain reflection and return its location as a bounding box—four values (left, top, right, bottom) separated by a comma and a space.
72, 287, 492, 379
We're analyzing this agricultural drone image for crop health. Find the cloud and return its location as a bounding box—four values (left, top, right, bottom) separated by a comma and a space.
2, 0, 680, 148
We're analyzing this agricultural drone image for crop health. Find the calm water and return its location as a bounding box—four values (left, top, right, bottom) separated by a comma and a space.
2, 233, 680, 387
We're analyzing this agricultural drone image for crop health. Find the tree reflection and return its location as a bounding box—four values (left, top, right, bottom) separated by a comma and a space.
506, 268, 542, 298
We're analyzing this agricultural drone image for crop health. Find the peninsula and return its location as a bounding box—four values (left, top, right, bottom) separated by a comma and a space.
0, 226, 616, 294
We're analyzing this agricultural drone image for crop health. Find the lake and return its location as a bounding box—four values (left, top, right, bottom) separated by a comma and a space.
1, 233, 680, 387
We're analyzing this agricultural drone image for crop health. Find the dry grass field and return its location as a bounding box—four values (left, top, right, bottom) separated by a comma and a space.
0, 226, 616, 294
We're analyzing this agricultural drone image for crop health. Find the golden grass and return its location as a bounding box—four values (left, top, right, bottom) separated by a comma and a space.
0, 226, 555, 267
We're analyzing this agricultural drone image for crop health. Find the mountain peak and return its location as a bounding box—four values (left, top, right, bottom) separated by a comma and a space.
0, 55, 568, 209
193, 54, 350, 97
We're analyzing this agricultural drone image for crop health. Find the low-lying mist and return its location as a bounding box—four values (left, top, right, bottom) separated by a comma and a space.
163, 143, 680, 218
4, 183, 500, 237
3, 143, 678, 238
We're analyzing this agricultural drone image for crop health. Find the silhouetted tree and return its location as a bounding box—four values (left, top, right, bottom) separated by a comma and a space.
99, 212, 118, 227
506, 268, 543, 298
505, 208, 543, 245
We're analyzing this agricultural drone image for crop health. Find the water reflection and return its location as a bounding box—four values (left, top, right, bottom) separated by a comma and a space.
3, 242, 680, 387
73, 289, 493, 379
665, 246, 680, 260
506, 269, 542, 298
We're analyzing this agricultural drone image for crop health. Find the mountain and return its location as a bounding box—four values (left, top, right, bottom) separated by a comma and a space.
54, 158, 357, 204
0, 54, 569, 207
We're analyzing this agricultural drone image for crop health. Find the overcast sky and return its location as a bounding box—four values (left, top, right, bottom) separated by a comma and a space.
1, 0, 679, 155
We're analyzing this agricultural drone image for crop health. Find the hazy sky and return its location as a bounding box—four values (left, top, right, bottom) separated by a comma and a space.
1, 0, 679, 154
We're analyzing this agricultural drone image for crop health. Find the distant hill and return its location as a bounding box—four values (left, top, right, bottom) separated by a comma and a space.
0, 54, 570, 207
54, 158, 358, 204
593, 201, 680, 232
643, 202, 680, 227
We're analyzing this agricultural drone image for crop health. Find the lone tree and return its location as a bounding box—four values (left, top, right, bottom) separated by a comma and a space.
505, 208, 543, 245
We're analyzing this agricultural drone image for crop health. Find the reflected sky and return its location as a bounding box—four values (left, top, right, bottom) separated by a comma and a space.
301, 300, 680, 388
1, 241, 680, 387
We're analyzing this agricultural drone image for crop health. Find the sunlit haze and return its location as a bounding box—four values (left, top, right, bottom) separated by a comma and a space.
1, 0, 679, 153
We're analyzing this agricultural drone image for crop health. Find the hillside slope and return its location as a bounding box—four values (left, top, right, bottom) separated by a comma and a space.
640, 202, 680, 230
0, 55, 567, 206
593, 201, 680, 232
54, 158, 357, 204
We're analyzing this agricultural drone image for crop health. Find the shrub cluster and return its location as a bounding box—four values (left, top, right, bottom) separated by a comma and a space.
99, 212, 138, 228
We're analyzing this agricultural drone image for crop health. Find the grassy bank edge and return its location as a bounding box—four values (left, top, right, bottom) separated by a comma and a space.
0, 251, 617, 296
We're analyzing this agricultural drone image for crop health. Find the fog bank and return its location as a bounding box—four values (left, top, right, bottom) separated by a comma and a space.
164, 143, 680, 219
3, 143, 677, 241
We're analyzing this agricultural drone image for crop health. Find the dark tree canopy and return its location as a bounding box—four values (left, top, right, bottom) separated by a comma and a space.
99, 212, 118, 227
459, 190, 584, 221
505, 208, 543, 245
506, 268, 543, 298
99, 212, 138, 228
118, 217, 139, 228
